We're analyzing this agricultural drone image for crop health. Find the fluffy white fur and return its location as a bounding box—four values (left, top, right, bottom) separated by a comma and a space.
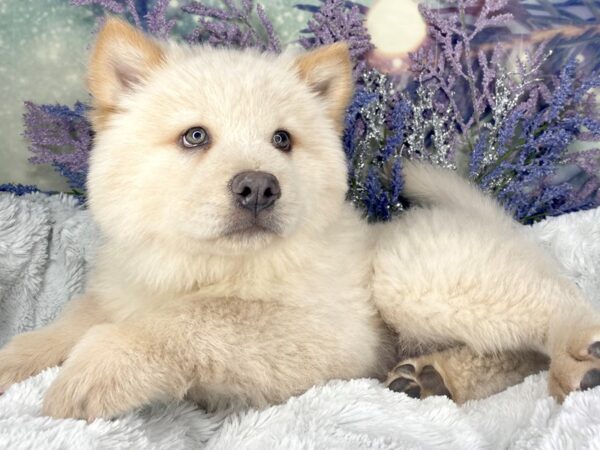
1, 18, 599, 420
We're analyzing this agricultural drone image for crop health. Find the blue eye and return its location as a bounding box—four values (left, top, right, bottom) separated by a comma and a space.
182, 127, 209, 148
272, 130, 292, 152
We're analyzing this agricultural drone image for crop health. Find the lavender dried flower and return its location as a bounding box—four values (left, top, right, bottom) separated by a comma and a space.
344, 70, 411, 221
564, 149, 600, 177
23, 102, 93, 192
0, 184, 40, 196
411, 0, 512, 145
183, 0, 280, 52
146, 0, 177, 38
299, 0, 373, 79
71, 0, 176, 37
71, 0, 142, 28
475, 59, 600, 222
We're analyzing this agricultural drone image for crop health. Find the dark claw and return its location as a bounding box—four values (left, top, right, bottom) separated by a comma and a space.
588, 342, 600, 359
580, 369, 600, 391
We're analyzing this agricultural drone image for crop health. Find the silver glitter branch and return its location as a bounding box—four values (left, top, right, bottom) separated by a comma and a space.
403, 80, 456, 170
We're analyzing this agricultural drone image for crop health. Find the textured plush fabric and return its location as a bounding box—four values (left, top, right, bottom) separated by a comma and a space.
0, 193, 97, 347
0, 192, 599, 449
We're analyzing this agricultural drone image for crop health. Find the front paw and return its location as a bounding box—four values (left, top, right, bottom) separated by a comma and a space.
0, 331, 66, 388
42, 363, 123, 420
42, 325, 150, 420
0, 349, 35, 389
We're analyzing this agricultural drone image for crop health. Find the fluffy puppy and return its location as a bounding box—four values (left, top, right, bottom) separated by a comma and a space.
0, 18, 599, 420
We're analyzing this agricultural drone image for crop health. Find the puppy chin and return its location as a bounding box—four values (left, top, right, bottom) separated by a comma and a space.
222, 213, 282, 236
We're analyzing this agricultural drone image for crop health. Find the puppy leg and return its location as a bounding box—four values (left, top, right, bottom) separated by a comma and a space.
43, 296, 368, 420
0, 297, 107, 388
374, 214, 600, 402
385, 346, 548, 403
377, 281, 600, 402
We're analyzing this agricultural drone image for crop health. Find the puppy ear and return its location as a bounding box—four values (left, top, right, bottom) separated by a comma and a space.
295, 43, 353, 132
87, 17, 164, 127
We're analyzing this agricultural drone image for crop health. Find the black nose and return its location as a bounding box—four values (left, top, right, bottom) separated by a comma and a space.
230, 171, 281, 214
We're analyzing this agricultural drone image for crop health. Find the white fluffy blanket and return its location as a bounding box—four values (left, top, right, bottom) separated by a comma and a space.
1, 192, 599, 449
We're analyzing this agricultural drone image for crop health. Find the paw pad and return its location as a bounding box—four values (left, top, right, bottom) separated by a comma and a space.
420, 365, 453, 398
387, 362, 452, 400
580, 369, 600, 391
395, 364, 415, 375
588, 342, 600, 359
388, 375, 421, 398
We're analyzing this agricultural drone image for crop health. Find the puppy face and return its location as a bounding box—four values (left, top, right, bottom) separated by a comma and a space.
87, 19, 353, 255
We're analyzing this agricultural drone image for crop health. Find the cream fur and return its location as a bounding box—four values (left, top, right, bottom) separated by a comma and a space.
1, 19, 599, 420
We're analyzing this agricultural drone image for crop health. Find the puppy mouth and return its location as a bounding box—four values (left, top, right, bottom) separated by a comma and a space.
222, 216, 282, 238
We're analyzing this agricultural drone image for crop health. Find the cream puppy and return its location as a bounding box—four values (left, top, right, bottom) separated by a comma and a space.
0, 18, 599, 420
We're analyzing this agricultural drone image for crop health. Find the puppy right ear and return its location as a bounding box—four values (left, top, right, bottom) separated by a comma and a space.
295, 42, 354, 133
87, 18, 164, 127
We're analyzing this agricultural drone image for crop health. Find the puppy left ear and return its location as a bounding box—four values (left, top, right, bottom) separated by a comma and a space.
295, 43, 353, 132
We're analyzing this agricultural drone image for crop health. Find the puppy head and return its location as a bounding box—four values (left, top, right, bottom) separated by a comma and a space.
87, 18, 353, 255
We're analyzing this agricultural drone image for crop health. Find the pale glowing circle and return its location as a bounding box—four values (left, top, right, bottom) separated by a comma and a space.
366, 0, 427, 55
